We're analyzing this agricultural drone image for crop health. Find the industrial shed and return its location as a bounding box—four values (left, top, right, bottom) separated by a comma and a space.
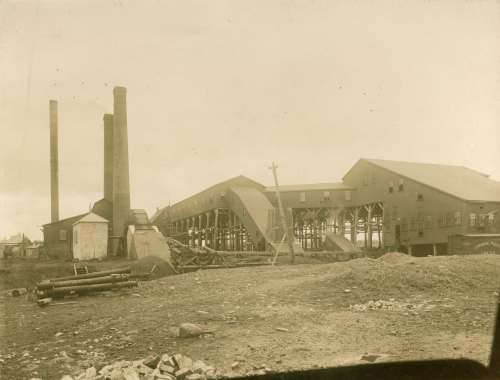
72, 213, 109, 261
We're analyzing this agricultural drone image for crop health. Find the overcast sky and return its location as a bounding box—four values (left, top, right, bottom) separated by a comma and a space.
1, 0, 499, 241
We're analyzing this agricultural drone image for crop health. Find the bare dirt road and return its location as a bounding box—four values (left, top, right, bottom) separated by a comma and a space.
1, 253, 499, 380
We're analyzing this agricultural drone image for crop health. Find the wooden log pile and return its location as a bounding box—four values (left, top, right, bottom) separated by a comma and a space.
165, 238, 274, 272
35, 267, 142, 300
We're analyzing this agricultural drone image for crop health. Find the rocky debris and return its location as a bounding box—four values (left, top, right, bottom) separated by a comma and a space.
65, 352, 221, 380
350, 299, 450, 313
178, 323, 203, 338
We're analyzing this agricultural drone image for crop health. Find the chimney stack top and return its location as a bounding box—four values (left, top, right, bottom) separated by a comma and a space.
113, 86, 127, 94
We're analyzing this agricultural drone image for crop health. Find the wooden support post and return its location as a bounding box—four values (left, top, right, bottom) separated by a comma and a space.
433, 243, 437, 256
312, 210, 317, 250
380, 203, 385, 248
229, 211, 234, 252
181, 220, 186, 245
191, 217, 196, 247
205, 212, 211, 248
408, 244, 412, 257
364, 218, 368, 249
269, 162, 294, 265
214, 209, 219, 251
198, 215, 202, 247
377, 217, 381, 249
353, 207, 359, 245
367, 205, 373, 249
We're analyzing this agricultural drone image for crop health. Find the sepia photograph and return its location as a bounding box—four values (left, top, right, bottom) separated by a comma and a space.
1, 1, 499, 379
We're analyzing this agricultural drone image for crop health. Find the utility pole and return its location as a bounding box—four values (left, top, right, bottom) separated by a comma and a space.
269, 162, 295, 265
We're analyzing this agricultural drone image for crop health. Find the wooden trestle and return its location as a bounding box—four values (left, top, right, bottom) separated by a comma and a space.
292, 203, 385, 251
170, 208, 256, 252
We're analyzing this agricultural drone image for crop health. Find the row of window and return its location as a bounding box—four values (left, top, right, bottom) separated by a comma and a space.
470, 212, 495, 227
299, 190, 351, 203
172, 191, 228, 216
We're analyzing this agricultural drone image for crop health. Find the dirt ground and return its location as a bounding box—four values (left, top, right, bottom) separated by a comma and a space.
1, 253, 499, 380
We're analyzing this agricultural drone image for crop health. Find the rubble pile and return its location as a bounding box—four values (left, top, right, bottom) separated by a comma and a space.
66, 352, 220, 380
350, 298, 453, 313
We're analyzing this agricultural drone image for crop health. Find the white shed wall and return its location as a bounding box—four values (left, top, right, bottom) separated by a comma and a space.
73, 222, 107, 260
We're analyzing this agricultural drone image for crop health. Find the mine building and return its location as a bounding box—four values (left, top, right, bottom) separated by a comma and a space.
155, 158, 500, 257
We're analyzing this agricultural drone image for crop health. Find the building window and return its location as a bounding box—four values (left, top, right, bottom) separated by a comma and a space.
426, 215, 431, 229
438, 213, 444, 227
470, 213, 476, 227
388, 181, 394, 194
417, 188, 423, 200
410, 217, 416, 230
300, 192, 306, 202
243, 208, 246, 215
344, 190, 351, 201
74, 230, 78, 244
372, 172, 377, 184
385, 220, 390, 232
454, 211, 461, 226
323, 191, 330, 201
418, 222, 424, 236
488, 214, 494, 227
202, 198, 205, 207
417, 206, 423, 221
402, 218, 407, 231
183, 205, 185, 214
59, 230, 67, 241
173, 210, 176, 216
479, 214, 485, 227
220, 191, 226, 202
445, 212, 452, 226
195, 200, 197, 209
363, 174, 368, 186
398, 179, 404, 191
392, 206, 398, 220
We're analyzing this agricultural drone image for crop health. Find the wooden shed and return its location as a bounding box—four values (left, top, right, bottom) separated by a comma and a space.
72, 213, 109, 261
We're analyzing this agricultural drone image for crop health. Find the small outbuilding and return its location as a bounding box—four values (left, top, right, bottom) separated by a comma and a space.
72, 213, 109, 261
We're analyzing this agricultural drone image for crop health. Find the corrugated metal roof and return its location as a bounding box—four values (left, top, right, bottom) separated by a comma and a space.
229, 187, 273, 239
72, 212, 109, 225
266, 182, 354, 193
349, 158, 500, 202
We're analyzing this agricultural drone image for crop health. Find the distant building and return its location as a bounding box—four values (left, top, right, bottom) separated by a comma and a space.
3, 234, 32, 257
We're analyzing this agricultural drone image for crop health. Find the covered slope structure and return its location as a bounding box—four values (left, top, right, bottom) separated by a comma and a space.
229, 187, 303, 253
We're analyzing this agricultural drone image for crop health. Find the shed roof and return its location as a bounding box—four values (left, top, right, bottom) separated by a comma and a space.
72, 212, 109, 225
266, 182, 354, 193
344, 158, 500, 202
43, 213, 89, 227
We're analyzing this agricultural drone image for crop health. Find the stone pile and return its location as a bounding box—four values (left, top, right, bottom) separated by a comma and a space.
65, 352, 219, 380
350, 299, 426, 312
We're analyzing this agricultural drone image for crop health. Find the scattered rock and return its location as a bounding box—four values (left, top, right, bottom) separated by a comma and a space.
345, 289, 351, 293
179, 323, 202, 338
276, 328, 288, 332
55, 332, 63, 337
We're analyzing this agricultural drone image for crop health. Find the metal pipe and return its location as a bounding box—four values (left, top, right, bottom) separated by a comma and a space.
42, 281, 137, 298
49, 267, 131, 282
37, 274, 130, 290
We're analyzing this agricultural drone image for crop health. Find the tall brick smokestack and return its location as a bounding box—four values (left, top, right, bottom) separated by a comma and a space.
103, 114, 114, 202
50, 100, 59, 223
112, 87, 130, 252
